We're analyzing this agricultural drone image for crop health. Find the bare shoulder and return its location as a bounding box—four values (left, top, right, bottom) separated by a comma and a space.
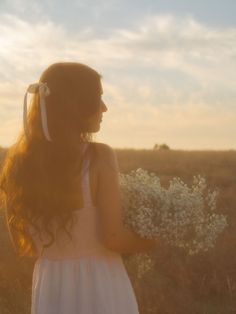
92, 142, 114, 155
92, 142, 119, 172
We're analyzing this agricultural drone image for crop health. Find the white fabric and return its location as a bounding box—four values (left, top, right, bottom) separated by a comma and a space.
23, 82, 52, 141
30, 143, 139, 314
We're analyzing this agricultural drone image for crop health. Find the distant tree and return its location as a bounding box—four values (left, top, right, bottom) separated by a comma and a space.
153, 143, 160, 150
153, 143, 170, 150
160, 143, 170, 150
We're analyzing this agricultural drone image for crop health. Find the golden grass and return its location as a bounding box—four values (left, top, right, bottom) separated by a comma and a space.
0, 147, 236, 313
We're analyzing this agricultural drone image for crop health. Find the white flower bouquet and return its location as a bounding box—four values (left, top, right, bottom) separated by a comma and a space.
119, 168, 228, 278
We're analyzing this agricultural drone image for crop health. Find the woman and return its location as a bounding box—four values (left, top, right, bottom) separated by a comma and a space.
0, 62, 157, 313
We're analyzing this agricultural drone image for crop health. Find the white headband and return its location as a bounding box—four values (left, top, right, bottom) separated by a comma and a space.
23, 82, 52, 141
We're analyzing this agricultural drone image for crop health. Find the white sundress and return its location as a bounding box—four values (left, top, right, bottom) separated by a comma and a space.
30, 143, 139, 314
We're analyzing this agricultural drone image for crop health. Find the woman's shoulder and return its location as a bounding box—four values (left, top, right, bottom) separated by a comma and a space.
90, 142, 114, 155
91, 142, 118, 170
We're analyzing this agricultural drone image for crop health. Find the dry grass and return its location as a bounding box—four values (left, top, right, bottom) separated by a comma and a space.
0, 147, 236, 313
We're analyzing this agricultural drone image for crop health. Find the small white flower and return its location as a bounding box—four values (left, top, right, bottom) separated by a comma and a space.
119, 168, 227, 259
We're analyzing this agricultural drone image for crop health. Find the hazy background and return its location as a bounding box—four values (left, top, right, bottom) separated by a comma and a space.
0, 0, 235, 150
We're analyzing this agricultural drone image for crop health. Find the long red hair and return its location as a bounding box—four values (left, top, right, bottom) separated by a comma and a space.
0, 62, 102, 257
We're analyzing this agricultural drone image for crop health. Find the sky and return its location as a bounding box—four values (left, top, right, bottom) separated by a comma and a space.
0, 0, 235, 150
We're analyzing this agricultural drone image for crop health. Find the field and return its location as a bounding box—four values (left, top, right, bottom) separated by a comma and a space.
0, 147, 236, 314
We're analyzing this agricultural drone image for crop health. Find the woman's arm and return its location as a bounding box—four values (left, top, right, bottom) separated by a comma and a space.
96, 143, 158, 254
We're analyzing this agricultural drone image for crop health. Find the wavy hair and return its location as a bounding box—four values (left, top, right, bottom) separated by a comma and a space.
0, 62, 102, 257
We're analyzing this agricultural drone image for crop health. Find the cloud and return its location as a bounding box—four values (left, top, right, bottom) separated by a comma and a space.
3, 0, 43, 16
113, 14, 236, 88
73, 0, 119, 14
0, 12, 235, 149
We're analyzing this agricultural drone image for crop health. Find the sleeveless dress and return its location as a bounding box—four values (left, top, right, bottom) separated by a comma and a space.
30, 143, 139, 314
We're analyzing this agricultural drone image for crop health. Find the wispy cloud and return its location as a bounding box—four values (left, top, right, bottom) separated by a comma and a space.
3, 0, 43, 16
0, 12, 235, 149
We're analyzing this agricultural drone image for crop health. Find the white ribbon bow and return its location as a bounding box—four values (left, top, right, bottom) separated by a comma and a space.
23, 82, 52, 141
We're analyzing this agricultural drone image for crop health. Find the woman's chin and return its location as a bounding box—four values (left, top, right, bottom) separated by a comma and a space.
84, 121, 101, 133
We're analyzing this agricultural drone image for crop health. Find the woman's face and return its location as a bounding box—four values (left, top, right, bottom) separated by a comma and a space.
86, 82, 108, 132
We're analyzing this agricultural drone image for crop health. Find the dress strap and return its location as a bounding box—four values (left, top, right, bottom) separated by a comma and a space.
81, 143, 94, 208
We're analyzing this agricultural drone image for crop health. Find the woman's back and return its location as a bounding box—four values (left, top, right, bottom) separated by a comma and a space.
30, 142, 140, 314
29, 142, 117, 260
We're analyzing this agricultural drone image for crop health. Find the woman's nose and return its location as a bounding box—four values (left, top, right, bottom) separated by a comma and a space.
101, 100, 108, 112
